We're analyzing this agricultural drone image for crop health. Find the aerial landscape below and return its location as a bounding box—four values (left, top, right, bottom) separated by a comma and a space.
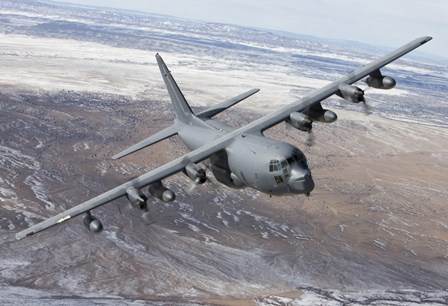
1, 0, 448, 304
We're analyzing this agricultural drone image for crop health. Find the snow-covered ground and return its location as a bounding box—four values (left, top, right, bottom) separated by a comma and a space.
1, 0, 448, 304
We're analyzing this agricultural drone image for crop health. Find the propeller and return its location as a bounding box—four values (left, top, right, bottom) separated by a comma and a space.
305, 130, 316, 147
359, 80, 379, 115
284, 120, 316, 146
186, 181, 199, 195
359, 86, 373, 115
184, 173, 221, 195
361, 99, 372, 115
117, 198, 156, 226
117, 200, 133, 215
141, 211, 157, 225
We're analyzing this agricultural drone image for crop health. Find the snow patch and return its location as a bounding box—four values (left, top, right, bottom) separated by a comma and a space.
24, 175, 54, 211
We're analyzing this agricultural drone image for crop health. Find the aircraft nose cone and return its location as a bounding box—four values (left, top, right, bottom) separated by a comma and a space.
288, 172, 314, 194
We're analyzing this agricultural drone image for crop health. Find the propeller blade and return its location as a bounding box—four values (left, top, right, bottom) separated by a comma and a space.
305, 131, 316, 147
186, 181, 198, 195
362, 99, 372, 115
358, 85, 373, 115
141, 211, 152, 222
117, 201, 133, 215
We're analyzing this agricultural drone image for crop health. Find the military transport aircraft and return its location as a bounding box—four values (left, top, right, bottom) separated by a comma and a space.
16, 36, 432, 240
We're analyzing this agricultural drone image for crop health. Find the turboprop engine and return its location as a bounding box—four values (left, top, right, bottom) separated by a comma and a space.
286, 112, 312, 132
305, 108, 337, 123
126, 186, 147, 210
337, 84, 365, 103
184, 162, 206, 184
365, 75, 396, 89
83, 212, 103, 233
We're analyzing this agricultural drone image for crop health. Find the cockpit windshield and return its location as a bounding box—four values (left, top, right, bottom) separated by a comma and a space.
269, 159, 280, 172
269, 150, 307, 180
269, 159, 290, 179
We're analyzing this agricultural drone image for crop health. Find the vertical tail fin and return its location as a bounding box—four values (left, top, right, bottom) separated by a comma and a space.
156, 54, 194, 124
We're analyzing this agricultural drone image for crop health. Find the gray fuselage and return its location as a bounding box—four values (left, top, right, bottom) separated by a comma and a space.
177, 118, 315, 196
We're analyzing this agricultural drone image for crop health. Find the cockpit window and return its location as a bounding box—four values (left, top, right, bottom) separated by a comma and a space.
269, 159, 290, 179
269, 159, 280, 172
281, 160, 288, 168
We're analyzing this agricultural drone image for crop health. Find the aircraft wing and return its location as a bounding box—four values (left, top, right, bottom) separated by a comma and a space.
15, 138, 231, 240
16, 36, 431, 240
241, 36, 432, 134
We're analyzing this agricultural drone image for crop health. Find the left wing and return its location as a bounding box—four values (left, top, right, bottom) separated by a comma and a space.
15, 138, 231, 240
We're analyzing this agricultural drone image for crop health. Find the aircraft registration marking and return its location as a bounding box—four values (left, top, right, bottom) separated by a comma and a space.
57, 215, 71, 223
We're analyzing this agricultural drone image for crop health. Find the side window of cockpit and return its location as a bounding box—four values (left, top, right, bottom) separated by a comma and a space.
269, 160, 280, 172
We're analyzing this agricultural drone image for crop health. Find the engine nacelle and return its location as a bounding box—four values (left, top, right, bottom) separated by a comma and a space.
83, 212, 103, 233
126, 186, 147, 210
185, 163, 206, 184
148, 181, 175, 202
365, 75, 396, 89
337, 84, 364, 103
286, 112, 312, 132
305, 109, 337, 123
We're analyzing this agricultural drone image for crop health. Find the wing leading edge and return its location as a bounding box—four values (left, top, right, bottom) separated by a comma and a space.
243, 36, 432, 134
16, 36, 431, 240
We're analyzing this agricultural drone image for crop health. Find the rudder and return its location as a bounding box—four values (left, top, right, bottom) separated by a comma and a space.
156, 54, 194, 125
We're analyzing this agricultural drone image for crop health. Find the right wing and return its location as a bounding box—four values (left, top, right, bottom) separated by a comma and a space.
242, 36, 432, 134
15, 137, 231, 240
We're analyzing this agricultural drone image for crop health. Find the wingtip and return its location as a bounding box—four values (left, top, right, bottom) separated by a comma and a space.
15, 230, 33, 240
111, 154, 121, 160
421, 36, 433, 43
112, 149, 133, 160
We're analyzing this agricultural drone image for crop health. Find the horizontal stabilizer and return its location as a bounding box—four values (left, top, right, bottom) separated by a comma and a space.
112, 124, 179, 159
196, 88, 259, 119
